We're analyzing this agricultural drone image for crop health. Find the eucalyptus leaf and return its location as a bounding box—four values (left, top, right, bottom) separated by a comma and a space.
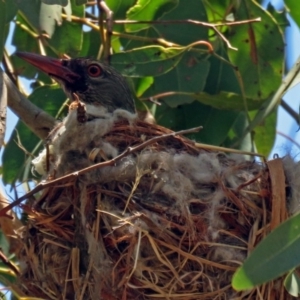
227, 0, 284, 101
143, 51, 210, 106
111, 45, 187, 77
49, 0, 84, 56
156, 101, 241, 145
285, 0, 300, 29
126, 0, 177, 32
154, 0, 208, 44
250, 108, 277, 156
232, 212, 300, 290
16, 0, 41, 30
284, 270, 300, 297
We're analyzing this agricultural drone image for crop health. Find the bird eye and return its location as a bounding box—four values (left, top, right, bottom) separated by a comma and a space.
87, 64, 102, 77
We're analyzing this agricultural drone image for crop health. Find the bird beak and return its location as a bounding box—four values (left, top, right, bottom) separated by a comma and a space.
16, 52, 79, 83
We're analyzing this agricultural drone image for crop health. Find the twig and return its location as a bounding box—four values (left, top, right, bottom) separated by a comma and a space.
194, 142, 264, 157
62, 14, 177, 48
0, 249, 20, 276
84, 14, 260, 27
2, 49, 18, 86
0, 126, 203, 217
68, 13, 260, 51
277, 130, 300, 150
115, 18, 262, 27
281, 99, 299, 125
96, 0, 105, 60
98, 0, 113, 62
13, 129, 35, 157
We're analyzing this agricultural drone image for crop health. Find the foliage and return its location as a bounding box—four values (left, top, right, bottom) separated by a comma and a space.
1, 0, 300, 298
233, 212, 300, 294
0, 0, 287, 185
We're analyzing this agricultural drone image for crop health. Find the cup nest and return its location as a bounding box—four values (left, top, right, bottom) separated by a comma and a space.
13, 107, 292, 300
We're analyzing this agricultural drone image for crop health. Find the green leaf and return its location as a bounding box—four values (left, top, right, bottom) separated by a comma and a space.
156, 101, 241, 145
0, 231, 9, 256
0, 1, 6, 61
204, 0, 232, 23
126, 0, 177, 32
145, 90, 266, 111
41, 0, 68, 5
5, 0, 18, 23
79, 30, 101, 57
266, 3, 289, 29
49, 0, 84, 56
3, 85, 66, 184
154, 0, 208, 44
226, 112, 253, 152
204, 42, 240, 96
240, 54, 300, 147
106, 0, 136, 19
17, 0, 41, 30
12, 14, 40, 75
284, 270, 300, 297
135, 77, 154, 97
250, 108, 277, 156
143, 51, 210, 107
106, 0, 136, 41
111, 45, 187, 77
228, 0, 284, 101
232, 212, 300, 290
285, 0, 300, 29
0, 267, 17, 285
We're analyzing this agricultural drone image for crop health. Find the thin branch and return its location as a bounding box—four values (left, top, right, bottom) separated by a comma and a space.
83, 13, 261, 27
62, 14, 177, 48
2, 49, 18, 85
64, 14, 260, 51
82, 13, 260, 50
0, 126, 203, 217
213, 26, 237, 50
277, 131, 300, 150
194, 142, 264, 157
0, 249, 20, 276
110, 18, 262, 27
98, 0, 113, 62
281, 99, 299, 125
96, 0, 105, 60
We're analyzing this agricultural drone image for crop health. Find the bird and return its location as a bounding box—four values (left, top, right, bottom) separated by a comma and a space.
16, 52, 136, 114
16, 52, 201, 179
16, 52, 140, 176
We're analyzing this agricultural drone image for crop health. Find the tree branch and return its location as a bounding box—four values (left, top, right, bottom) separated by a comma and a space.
0, 68, 56, 140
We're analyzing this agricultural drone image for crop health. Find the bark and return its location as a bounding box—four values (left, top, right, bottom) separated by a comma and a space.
0, 68, 56, 140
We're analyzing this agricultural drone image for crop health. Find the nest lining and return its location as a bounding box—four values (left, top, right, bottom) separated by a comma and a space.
14, 106, 293, 299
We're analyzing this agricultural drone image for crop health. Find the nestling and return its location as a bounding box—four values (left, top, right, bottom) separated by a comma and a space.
17, 52, 137, 176
16, 52, 136, 113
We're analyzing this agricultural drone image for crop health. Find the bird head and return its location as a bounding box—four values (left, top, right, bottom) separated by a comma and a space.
16, 52, 136, 113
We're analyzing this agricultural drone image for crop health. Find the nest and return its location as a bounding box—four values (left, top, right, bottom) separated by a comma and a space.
13, 105, 294, 299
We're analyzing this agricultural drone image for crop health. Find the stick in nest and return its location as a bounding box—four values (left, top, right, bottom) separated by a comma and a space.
0, 126, 203, 218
